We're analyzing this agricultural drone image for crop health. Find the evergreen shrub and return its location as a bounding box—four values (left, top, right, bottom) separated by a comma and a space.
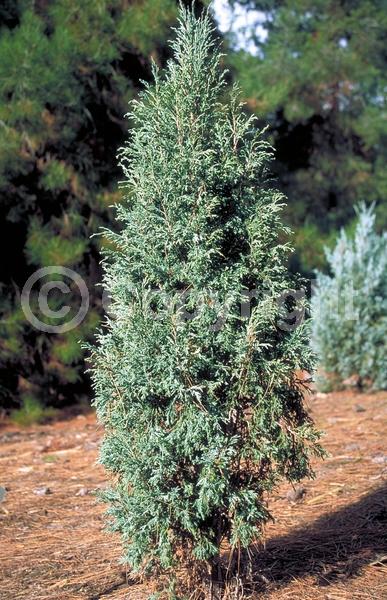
90, 6, 324, 594
312, 204, 387, 391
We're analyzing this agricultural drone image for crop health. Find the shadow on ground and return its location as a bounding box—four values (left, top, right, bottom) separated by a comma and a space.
250, 483, 387, 592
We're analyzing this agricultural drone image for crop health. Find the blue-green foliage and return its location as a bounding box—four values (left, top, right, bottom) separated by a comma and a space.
312, 205, 387, 390
89, 6, 323, 580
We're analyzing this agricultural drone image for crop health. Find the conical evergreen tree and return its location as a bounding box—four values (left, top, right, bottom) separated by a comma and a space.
90, 5, 324, 594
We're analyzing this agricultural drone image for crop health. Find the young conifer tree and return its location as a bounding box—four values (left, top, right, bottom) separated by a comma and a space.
90, 5, 323, 592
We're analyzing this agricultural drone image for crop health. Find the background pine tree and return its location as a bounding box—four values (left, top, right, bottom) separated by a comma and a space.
222, 0, 387, 272
90, 6, 324, 593
0, 0, 205, 412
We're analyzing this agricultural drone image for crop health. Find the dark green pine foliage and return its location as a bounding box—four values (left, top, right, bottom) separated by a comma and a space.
0, 0, 199, 411
224, 0, 387, 272
90, 6, 323, 584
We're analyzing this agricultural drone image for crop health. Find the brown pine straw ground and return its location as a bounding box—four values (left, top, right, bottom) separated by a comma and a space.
0, 390, 386, 600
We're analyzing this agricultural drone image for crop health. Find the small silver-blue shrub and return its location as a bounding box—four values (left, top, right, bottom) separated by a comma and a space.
312, 205, 387, 390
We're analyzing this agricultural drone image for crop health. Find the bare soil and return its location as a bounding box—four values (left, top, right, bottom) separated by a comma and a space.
0, 390, 386, 599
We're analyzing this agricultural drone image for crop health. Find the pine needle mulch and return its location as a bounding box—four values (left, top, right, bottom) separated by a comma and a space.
0, 390, 386, 600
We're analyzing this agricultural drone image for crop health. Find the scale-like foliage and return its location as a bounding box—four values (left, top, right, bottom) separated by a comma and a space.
90, 6, 323, 586
312, 205, 387, 391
